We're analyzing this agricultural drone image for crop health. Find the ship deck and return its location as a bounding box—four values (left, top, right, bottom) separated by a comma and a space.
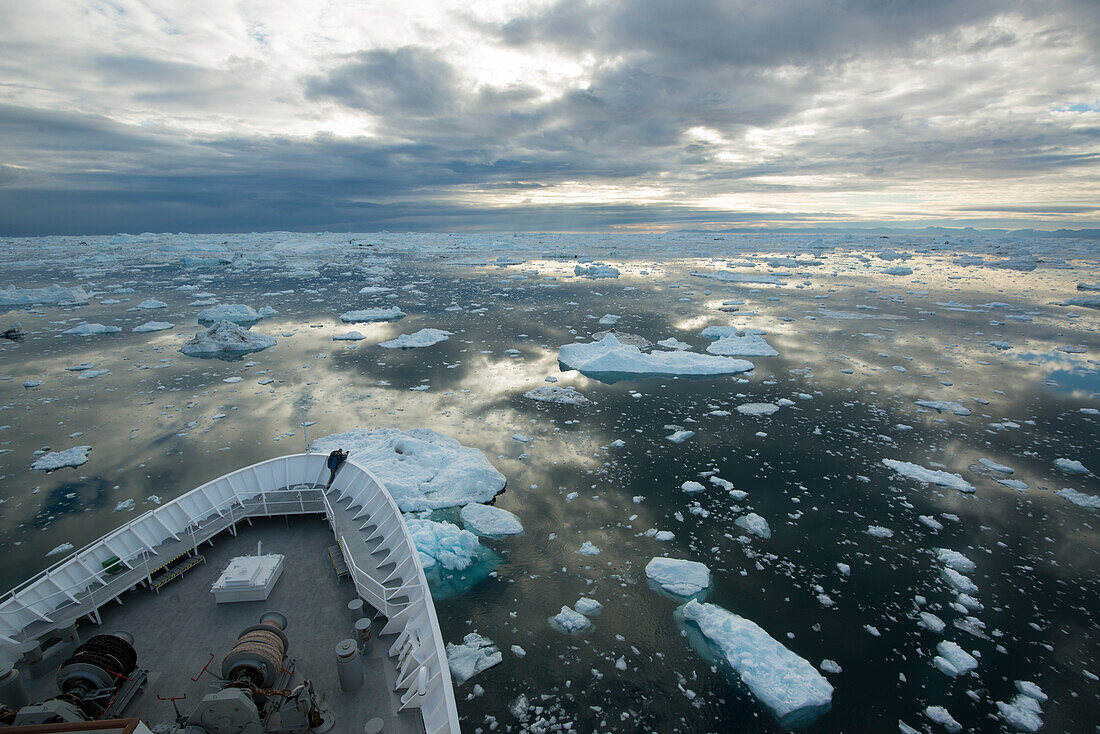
19, 513, 425, 734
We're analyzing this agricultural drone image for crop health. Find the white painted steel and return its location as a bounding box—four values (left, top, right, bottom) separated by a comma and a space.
0, 453, 461, 734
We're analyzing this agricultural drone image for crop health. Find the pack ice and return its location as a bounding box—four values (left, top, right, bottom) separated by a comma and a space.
678, 599, 833, 728
558, 333, 754, 377
311, 428, 506, 511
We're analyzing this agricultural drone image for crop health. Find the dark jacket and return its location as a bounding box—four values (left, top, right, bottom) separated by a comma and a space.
327, 451, 344, 471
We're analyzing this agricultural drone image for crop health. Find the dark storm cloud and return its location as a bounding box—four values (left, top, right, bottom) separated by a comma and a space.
305, 46, 459, 117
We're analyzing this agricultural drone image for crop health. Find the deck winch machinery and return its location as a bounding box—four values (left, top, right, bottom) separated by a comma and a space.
0, 631, 146, 726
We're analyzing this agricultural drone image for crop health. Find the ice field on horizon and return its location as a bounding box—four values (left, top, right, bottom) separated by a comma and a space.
0, 230, 1098, 733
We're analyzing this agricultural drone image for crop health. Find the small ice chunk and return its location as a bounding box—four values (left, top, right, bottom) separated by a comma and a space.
706, 334, 779, 357
836, 563, 851, 577
936, 548, 976, 573
866, 525, 894, 538
197, 304, 261, 324
523, 386, 592, 405
339, 306, 405, 323
924, 705, 962, 732
667, 430, 695, 443
575, 598, 603, 616
114, 498, 135, 512
460, 503, 523, 536
681, 480, 706, 494
941, 567, 978, 594
978, 458, 1013, 474
819, 659, 842, 674
63, 323, 121, 335
1056, 488, 1100, 509
446, 633, 502, 684
645, 557, 711, 596
136, 299, 167, 309
933, 641, 978, 677
46, 542, 74, 557
133, 321, 174, 332
550, 605, 591, 632
379, 328, 452, 348
577, 540, 601, 556
919, 612, 946, 633
736, 513, 772, 539
736, 402, 780, 416
1053, 458, 1088, 474
333, 331, 366, 341
918, 515, 944, 531
558, 334, 753, 377
406, 518, 480, 571
915, 400, 971, 416
678, 599, 833, 729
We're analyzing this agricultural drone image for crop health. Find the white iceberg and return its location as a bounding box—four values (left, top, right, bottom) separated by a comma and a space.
574, 598, 603, 616
446, 633, 502, 684
558, 334, 753, 377
645, 557, 711, 596
736, 513, 772, 539
379, 328, 452, 349
736, 402, 780, 416
1056, 488, 1100, 510
1053, 458, 1088, 474
936, 549, 975, 573
933, 641, 978, 677
882, 459, 975, 493
46, 542, 74, 557
707, 335, 779, 357
63, 323, 121, 335
460, 503, 523, 536
136, 299, 167, 309
180, 321, 276, 357
678, 599, 833, 729
31, 446, 91, 471
133, 321, 174, 333
311, 428, 505, 511
405, 518, 480, 571
332, 331, 366, 341
577, 540, 601, 556
340, 306, 405, 323
523, 386, 592, 405
197, 304, 261, 324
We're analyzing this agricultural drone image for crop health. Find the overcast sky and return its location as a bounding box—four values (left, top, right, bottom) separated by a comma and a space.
1, 0, 1098, 235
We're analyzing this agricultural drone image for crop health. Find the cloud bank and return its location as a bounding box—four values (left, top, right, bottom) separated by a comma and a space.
1, 0, 1097, 235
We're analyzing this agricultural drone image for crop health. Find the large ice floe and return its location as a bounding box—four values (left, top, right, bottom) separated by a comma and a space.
405, 518, 480, 571
197, 304, 262, 324
645, 557, 711, 596
523, 385, 592, 405
558, 333, 754, 378
678, 599, 833, 728
340, 306, 405, 323
180, 321, 276, 357
0, 285, 89, 306
1056, 488, 1100, 510
459, 503, 523, 536
445, 633, 502, 685
379, 328, 452, 348
31, 446, 91, 471
882, 459, 975, 493
311, 428, 506, 511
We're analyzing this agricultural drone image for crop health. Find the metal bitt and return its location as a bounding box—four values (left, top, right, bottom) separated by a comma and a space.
335, 639, 362, 692
354, 617, 373, 650
0, 663, 30, 709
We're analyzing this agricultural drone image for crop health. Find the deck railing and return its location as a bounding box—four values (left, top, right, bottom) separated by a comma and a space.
0, 453, 460, 734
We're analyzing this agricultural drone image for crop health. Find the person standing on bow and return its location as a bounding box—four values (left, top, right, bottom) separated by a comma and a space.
326, 448, 348, 488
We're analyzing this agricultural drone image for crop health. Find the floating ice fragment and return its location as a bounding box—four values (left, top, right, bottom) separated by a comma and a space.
460, 503, 523, 536
180, 321, 276, 356
577, 541, 601, 556
681, 481, 706, 494
559, 334, 753, 378
924, 705, 962, 732
667, 430, 695, 443
446, 633, 502, 684
339, 306, 405, 323
379, 328, 452, 348
46, 542, 74, 557
575, 598, 603, 616
935, 549, 975, 573
645, 557, 711, 596
136, 299, 167, 309
866, 525, 893, 539
406, 518, 480, 571
1053, 458, 1088, 474
133, 321, 174, 332
550, 606, 591, 632
882, 459, 975, 493
678, 599, 833, 729
1055, 488, 1100, 510
915, 400, 971, 416
31, 446, 91, 471
63, 323, 121, 335
933, 641, 978, 677
197, 304, 261, 324
523, 386, 592, 405
736, 403, 780, 416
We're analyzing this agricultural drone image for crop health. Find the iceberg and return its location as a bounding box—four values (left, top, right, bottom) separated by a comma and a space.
32, 446, 91, 471
1053, 458, 1088, 474
446, 633, 502, 684
405, 518, 480, 571
882, 459, 975, 493
735, 513, 772, 539
559, 334, 753, 378
933, 641, 978, 677
574, 263, 619, 279
936, 549, 975, 573
736, 402, 780, 416
1056, 488, 1100, 510
523, 386, 592, 405
136, 299, 167, 309
180, 321, 276, 357
339, 306, 405, 323
333, 331, 365, 341
460, 503, 523, 536
311, 428, 505, 511
574, 598, 602, 616
379, 328, 452, 349
645, 557, 711, 596
197, 304, 262, 324
678, 599, 833, 729
133, 321, 173, 333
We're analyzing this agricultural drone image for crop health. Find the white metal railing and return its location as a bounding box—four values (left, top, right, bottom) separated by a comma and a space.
1, 453, 461, 734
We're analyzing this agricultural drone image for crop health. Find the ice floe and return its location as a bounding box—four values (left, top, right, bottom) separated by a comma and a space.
523, 386, 592, 405
459, 503, 523, 536
197, 304, 262, 324
933, 641, 978, 677
559, 334, 753, 378
1053, 457, 1088, 474
915, 400, 971, 416
339, 306, 405, 323
645, 557, 711, 596
31, 446, 91, 471
446, 633, 502, 684
736, 402, 780, 416
574, 263, 619, 279
379, 328, 452, 349
550, 605, 592, 633
678, 599, 833, 729
735, 513, 772, 538
311, 428, 506, 511
133, 321, 174, 332
706, 334, 779, 357
882, 459, 975, 493
1055, 488, 1100, 510
0, 285, 89, 306
63, 323, 121, 335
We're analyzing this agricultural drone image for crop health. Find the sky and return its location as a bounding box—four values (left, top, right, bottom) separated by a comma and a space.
1, 0, 1098, 236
